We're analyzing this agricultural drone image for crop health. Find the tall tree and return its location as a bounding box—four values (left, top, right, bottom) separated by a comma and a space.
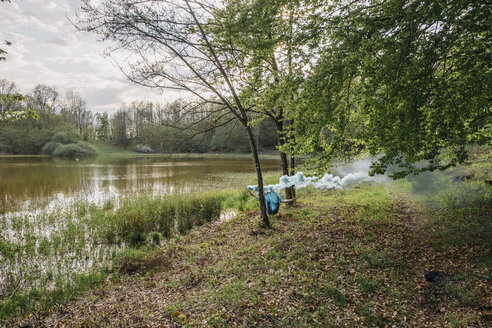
62, 90, 93, 139
210, 0, 325, 200
0, 79, 19, 115
29, 84, 59, 115
96, 112, 110, 140
77, 0, 272, 227
290, 0, 491, 178
112, 108, 130, 149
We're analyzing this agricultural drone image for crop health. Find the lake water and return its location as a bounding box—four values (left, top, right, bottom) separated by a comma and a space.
0, 155, 282, 214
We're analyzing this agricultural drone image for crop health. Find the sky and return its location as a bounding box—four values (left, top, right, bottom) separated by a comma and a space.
0, 0, 176, 113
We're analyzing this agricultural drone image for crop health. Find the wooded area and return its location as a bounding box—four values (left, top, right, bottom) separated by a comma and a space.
0, 80, 279, 155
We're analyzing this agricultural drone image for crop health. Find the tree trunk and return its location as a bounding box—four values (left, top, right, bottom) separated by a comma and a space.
276, 121, 294, 201
245, 125, 270, 228
289, 155, 296, 199
279, 146, 294, 200
287, 118, 296, 200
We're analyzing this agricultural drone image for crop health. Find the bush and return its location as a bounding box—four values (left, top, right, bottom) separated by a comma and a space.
42, 141, 61, 155
0, 127, 53, 154
51, 130, 81, 145
150, 232, 162, 245
136, 144, 153, 153
25, 129, 53, 154
52, 142, 97, 158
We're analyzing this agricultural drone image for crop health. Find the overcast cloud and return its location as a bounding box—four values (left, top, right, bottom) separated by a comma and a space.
0, 0, 176, 113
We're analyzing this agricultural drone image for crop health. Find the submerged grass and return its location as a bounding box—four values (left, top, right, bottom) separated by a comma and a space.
0, 268, 109, 321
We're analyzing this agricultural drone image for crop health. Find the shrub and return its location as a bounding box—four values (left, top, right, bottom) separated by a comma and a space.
196, 196, 221, 225
149, 201, 175, 238
52, 142, 97, 158
128, 231, 146, 246
42, 141, 61, 155
136, 144, 153, 153
176, 199, 196, 234
51, 130, 81, 145
0, 127, 52, 154
150, 232, 162, 245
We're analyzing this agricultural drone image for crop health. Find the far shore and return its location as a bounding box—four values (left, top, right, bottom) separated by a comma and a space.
0, 152, 282, 160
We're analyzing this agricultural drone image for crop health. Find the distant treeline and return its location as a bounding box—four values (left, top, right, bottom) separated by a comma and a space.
107, 99, 278, 153
0, 79, 278, 155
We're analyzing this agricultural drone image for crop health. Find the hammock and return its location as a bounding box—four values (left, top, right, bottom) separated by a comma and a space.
247, 186, 293, 215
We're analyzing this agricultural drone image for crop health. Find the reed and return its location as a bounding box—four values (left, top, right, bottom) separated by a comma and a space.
0, 188, 256, 320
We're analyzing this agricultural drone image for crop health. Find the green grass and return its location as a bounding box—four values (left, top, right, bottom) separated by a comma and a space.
94, 142, 280, 159
0, 268, 109, 321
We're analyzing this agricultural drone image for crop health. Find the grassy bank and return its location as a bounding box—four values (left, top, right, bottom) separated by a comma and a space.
94, 142, 280, 159
4, 176, 490, 327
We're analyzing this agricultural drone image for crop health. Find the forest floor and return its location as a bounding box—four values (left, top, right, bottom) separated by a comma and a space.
10, 181, 491, 328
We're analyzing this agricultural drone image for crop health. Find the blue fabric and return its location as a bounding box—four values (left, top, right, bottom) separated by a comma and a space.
264, 190, 281, 215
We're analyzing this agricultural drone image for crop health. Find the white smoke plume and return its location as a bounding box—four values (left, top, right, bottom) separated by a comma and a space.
248, 158, 388, 192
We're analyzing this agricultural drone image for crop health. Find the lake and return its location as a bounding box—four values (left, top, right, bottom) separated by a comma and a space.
0, 155, 282, 214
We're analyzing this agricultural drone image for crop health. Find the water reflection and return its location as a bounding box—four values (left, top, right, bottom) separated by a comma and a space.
0, 156, 281, 213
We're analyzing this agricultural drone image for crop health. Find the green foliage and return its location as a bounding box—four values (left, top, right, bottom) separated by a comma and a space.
52, 142, 97, 158
294, 0, 491, 177
211, 0, 322, 162
357, 0, 491, 177
209, 120, 250, 153
287, 47, 363, 171
0, 127, 53, 154
95, 112, 110, 140
0, 93, 38, 121
0, 108, 38, 122
0, 81, 93, 155
0, 269, 108, 321
41, 141, 61, 155
51, 130, 81, 144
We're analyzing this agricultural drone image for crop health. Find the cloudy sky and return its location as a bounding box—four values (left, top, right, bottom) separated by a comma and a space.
0, 0, 175, 113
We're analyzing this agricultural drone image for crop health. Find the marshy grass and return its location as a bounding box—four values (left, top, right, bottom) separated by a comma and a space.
0, 188, 260, 321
